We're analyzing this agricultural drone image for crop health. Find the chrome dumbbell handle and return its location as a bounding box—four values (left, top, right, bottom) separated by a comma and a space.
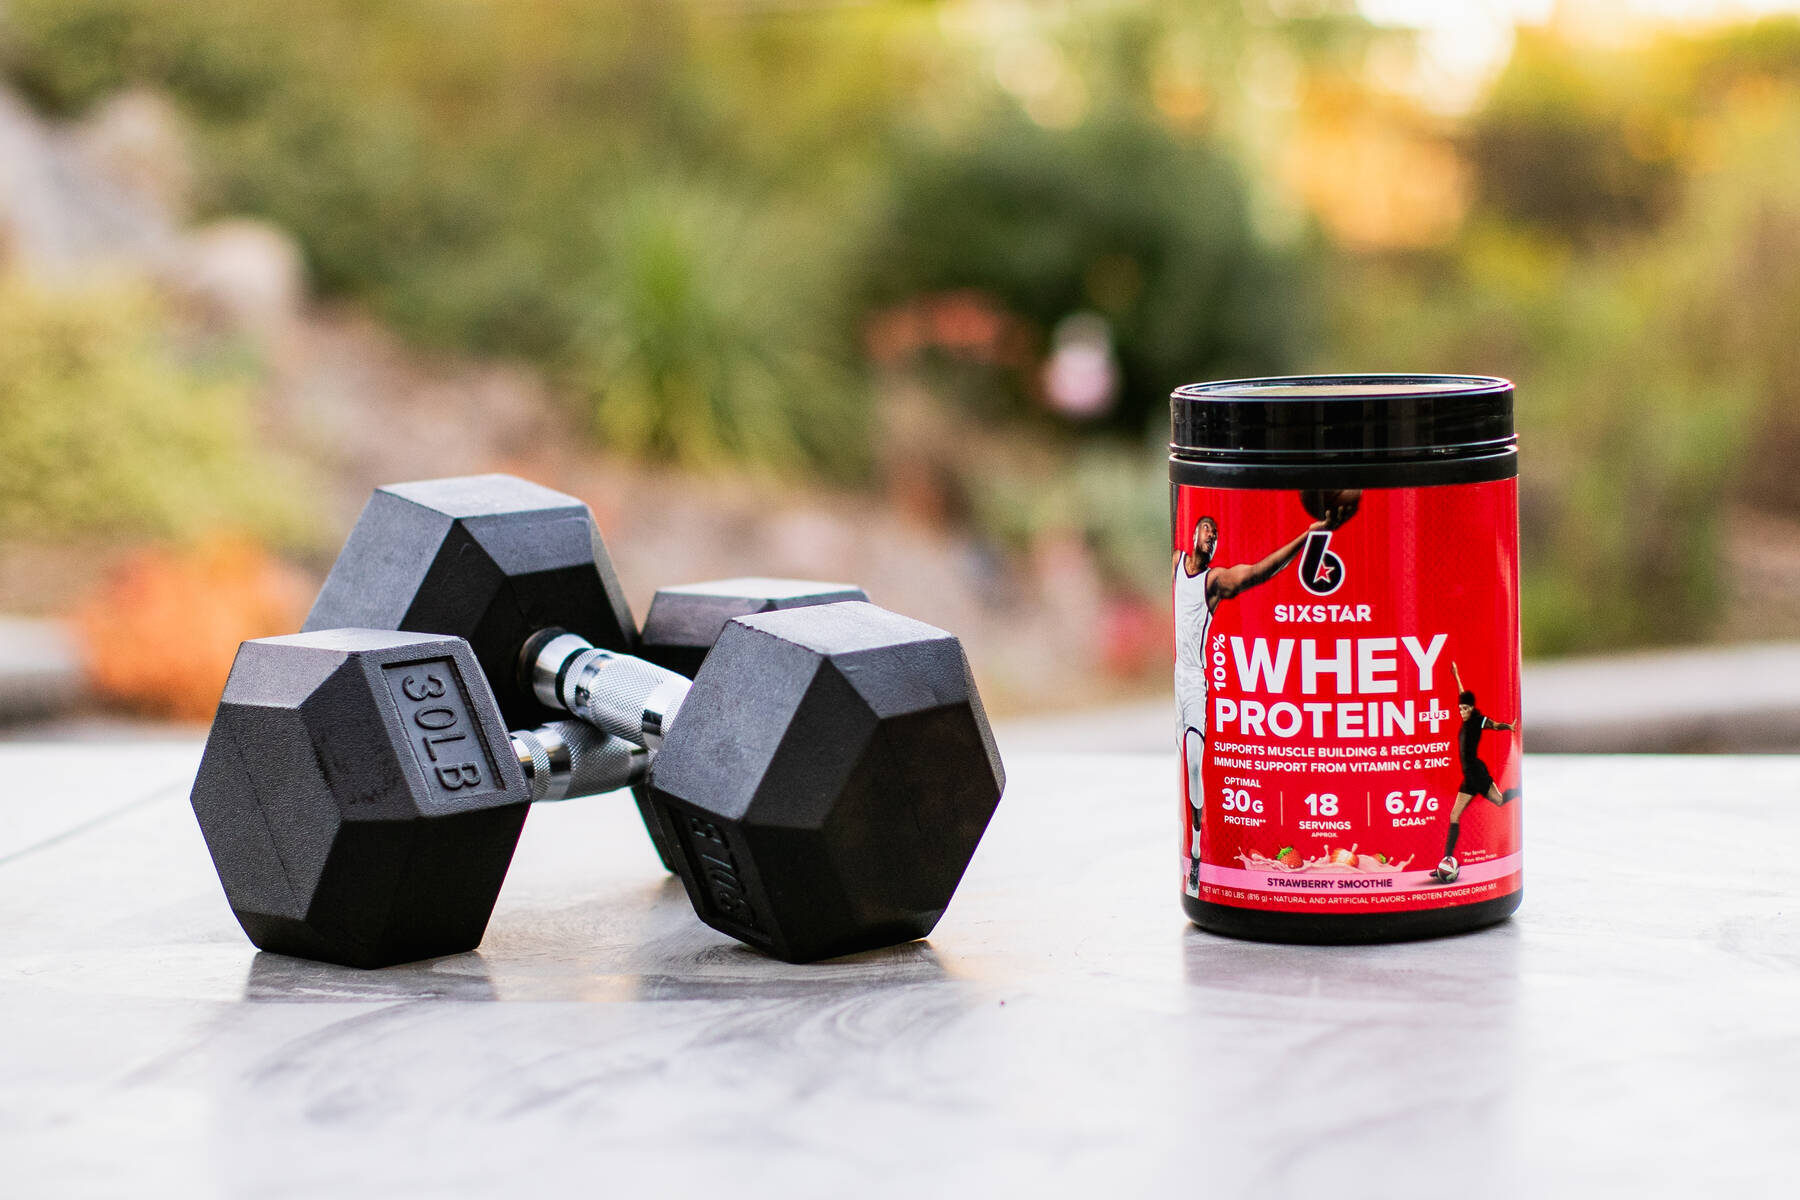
525, 632, 691, 751
510, 720, 650, 803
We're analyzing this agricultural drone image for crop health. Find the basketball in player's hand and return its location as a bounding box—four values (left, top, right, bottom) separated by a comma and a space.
1300, 488, 1362, 527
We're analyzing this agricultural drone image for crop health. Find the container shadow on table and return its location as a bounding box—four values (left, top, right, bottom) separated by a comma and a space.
1180, 916, 1524, 1012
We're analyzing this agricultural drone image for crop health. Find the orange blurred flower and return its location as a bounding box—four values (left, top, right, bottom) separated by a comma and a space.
75, 537, 312, 720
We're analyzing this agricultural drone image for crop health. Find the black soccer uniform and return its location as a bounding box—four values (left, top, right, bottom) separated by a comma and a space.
1457, 708, 1499, 796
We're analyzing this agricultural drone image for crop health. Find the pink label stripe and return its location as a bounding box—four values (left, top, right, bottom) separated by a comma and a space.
1198, 852, 1522, 894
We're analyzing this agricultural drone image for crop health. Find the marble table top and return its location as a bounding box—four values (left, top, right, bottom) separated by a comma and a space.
2, 746, 1796, 1198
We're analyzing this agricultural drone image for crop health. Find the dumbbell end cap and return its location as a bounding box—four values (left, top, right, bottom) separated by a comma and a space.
649, 601, 1004, 964
516, 627, 592, 712
191, 629, 531, 969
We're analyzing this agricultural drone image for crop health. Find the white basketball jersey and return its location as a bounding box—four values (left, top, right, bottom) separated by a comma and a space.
1174, 565, 1212, 730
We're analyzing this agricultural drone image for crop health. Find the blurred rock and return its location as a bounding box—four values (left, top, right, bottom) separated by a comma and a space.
0, 618, 84, 723
877, 382, 970, 529
1721, 506, 1800, 642
1523, 642, 1800, 753
0, 86, 178, 276
0, 84, 304, 349
72, 89, 193, 224
765, 510, 859, 580
267, 310, 560, 501
165, 218, 307, 344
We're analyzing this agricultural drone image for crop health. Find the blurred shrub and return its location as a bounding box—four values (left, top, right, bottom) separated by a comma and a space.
1324, 92, 1800, 653
573, 178, 868, 477
0, 0, 286, 117
1327, 246, 1752, 654
975, 442, 1170, 597
1309, 19, 1800, 655
0, 275, 305, 541
872, 105, 1308, 432
1, 0, 910, 479
1466, 18, 1800, 245
75, 536, 310, 718
1687, 91, 1800, 515
1466, 29, 1684, 239
11, 0, 1800, 666
2, 1, 1307, 458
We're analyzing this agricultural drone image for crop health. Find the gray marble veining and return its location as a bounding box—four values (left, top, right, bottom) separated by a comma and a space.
2, 750, 1796, 1197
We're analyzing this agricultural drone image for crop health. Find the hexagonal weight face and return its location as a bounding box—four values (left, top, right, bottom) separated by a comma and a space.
303, 475, 637, 728
189, 629, 530, 968
632, 577, 870, 876
646, 602, 1005, 963
639, 578, 868, 678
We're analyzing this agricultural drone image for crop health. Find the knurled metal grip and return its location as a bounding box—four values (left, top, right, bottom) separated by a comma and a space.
526, 631, 691, 750
510, 721, 648, 803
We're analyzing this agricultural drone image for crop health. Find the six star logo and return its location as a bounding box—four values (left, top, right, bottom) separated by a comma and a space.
1298, 530, 1345, 596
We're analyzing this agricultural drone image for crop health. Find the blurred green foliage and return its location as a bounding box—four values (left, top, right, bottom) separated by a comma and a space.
1332, 21, 1800, 653
874, 105, 1308, 432
2, 0, 920, 476
0, 277, 304, 540
1330, 236, 1750, 654
1466, 30, 1685, 237
575, 177, 868, 473
972, 440, 1171, 597
4, 0, 1799, 656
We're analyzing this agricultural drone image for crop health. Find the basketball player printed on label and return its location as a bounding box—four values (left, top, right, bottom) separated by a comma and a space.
1173, 481, 1524, 913
1173, 494, 1358, 896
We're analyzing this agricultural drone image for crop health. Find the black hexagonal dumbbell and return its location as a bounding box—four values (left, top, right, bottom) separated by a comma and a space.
638, 577, 867, 678
519, 599, 1005, 962
299, 474, 1004, 961
303, 476, 869, 875
627, 576, 870, 865
192, 612, 1005, 966
190, 629, 647, 969
304, 474, 637, 729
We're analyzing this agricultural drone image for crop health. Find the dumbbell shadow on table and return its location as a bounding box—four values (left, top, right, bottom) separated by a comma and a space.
190, 605, 1006, 968
299, 473, 868, 872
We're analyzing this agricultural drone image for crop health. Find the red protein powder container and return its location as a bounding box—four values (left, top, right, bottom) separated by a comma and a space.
1171, 375, 1523, 942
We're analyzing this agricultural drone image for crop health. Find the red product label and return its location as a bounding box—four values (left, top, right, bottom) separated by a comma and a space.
1174, 480, 1522, 913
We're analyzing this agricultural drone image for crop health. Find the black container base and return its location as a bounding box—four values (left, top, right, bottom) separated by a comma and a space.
1182, 889, 1521, 945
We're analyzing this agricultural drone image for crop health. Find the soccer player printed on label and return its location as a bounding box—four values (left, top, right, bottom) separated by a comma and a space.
1431, 660, 1522, 883
1175, 497, 1357, 895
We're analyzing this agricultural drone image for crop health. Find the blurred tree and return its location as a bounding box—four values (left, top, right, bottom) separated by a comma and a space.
1322, 232, 1750, 654
8, 0, 1800, 661
1465, 18, 1800, 244
871, 103, 1309, 433
0, 0, 934, 476
1466, 29, 1685, 240
1323, 56, 1800, 651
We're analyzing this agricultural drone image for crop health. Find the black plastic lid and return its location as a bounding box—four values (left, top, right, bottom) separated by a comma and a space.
1171, 374, 1514, 463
